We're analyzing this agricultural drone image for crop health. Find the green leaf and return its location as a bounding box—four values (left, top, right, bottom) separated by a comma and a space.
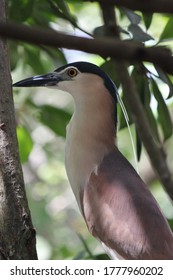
9, 0, 34, 22
122, 8, 141, 25
17, 126, 33, 163
56, 0, 77, 22
143, 80, 160, 153
41, 46, 67, 67
142, 13, 153, 30
168, 219, 173, 231
101, 60, 133, 130
128, 24, 154, 42
9, 42, 19, 71
49, 0, 77, 26
132, 68, 160, 158
118, 95, 132, 130
144, 79, 160, 143
94, 25, 129, 37
152, 79, 173, 141
132, 66, 146, 104
39, 105, 71, 137
32, 0, 54, 27
55, 0, 71, 14
101, 60, 121, 88
93, 25, 107, 37
154, 66, 173, 98
159, 17, 173, 41
136, 129, 142, 161
94, 253, 110, 260
23, 44, 47, 74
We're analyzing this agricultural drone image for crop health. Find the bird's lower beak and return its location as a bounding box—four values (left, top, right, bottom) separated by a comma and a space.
13, 73, 62, 87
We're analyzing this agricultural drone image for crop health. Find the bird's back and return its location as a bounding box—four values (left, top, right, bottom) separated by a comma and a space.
81, 148, 173, 259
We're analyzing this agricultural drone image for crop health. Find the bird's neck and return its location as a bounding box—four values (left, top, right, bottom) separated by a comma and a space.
65, 96, 117, 207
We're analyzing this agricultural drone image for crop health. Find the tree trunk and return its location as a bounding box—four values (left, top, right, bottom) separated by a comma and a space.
0, 0, 37, 259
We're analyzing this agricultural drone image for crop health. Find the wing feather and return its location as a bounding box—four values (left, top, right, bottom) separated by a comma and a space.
81, 148, 173, 259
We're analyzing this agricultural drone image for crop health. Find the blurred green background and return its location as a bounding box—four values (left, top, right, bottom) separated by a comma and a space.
9, 0, 173, 259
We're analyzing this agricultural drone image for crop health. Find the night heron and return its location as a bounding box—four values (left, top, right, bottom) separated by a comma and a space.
13, 61, 173, 259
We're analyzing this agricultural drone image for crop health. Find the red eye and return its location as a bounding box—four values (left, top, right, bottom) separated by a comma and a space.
67, 68, 78, 77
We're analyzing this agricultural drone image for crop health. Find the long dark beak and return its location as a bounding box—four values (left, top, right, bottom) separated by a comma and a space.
13, 72, 62, 87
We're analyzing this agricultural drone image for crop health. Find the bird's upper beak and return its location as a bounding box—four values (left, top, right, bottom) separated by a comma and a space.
13, 72, 62, 87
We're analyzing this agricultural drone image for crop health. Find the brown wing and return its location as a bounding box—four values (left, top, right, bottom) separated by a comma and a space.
80, 148, 173, 259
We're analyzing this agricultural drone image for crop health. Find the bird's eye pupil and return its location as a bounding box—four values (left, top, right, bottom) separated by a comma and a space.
68, 68, 77, 77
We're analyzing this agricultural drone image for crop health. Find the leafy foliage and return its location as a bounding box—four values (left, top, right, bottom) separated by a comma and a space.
159, 17, 173, 41
39, 105, 71, 137
17, 126, 33, 163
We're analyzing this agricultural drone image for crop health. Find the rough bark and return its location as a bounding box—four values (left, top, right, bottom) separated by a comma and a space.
0, 0, 37, 259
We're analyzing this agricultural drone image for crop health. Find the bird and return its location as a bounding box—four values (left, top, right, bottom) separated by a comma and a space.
13, 61, 173, 259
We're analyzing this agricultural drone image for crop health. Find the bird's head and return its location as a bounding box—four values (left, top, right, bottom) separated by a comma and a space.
13, 61, 118, 122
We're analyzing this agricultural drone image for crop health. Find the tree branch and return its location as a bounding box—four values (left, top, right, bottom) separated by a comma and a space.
0, 21, 173, 75
85, 0, 173, 14
99, 2, 173, 200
